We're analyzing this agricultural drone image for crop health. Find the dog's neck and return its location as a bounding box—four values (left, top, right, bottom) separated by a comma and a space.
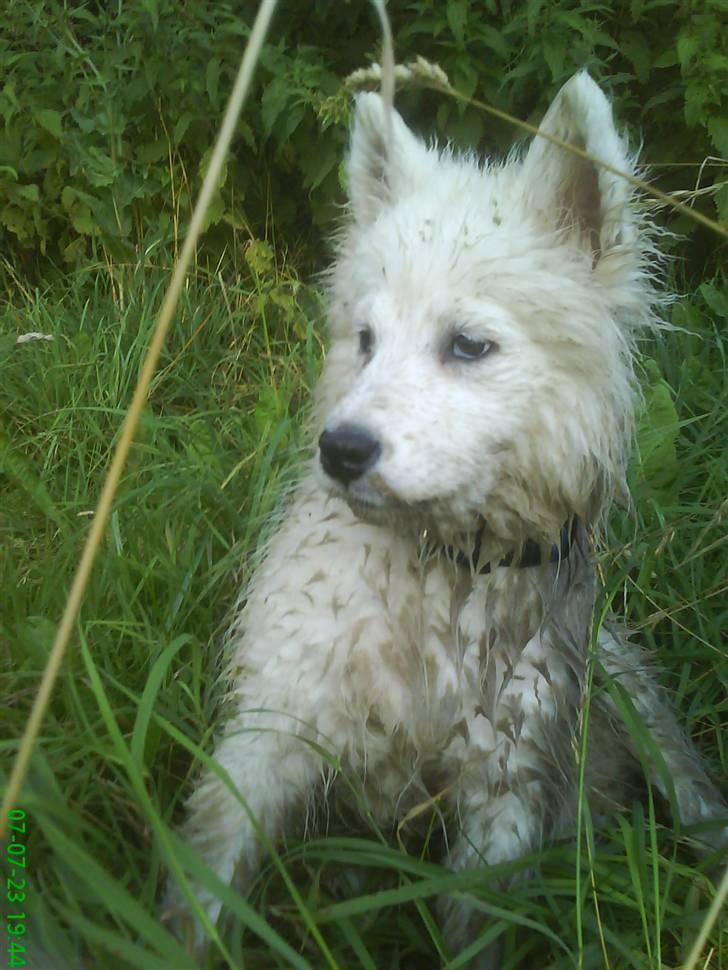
424, 517, 580, 576
446, 516, 592, 662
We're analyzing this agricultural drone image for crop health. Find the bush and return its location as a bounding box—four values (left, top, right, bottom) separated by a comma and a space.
1, 0, 726, 278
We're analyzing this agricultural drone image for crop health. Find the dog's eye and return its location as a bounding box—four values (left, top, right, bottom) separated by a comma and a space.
450, 334, 493, 361
358, 327, 374, 357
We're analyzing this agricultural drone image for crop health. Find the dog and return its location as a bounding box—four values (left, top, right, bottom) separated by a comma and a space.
166, 71, 726, 966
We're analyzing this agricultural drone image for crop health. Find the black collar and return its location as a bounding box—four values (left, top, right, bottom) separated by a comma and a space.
445, 518, 579, 575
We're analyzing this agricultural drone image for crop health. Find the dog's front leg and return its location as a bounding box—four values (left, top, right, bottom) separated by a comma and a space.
165, 704, 323, 955
438, 783, 546, 970
165, 479, 389, 954
440, 628, 583, 968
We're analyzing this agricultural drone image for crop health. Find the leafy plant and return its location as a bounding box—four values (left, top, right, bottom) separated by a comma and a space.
1, 0, 726, 278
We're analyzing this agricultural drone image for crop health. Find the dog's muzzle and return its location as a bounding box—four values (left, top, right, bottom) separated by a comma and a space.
319, 424, 381, 486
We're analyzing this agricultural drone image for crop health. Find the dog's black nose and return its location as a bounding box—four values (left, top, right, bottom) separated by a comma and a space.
319, 425, 381, 485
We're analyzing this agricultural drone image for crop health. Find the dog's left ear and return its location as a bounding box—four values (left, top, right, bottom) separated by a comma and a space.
523, 72, 638, 278
347, 93, 432, 225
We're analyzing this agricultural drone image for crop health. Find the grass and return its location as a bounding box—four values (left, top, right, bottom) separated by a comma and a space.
1, 244, 726, 970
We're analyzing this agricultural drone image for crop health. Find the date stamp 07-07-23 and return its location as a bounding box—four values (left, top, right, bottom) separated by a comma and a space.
4, 809, 28, 969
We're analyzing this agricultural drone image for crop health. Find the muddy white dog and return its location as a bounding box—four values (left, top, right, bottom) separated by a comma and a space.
167, 72, 725, 963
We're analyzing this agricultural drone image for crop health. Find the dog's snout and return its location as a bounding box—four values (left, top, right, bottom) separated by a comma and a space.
319, 424, 381, 485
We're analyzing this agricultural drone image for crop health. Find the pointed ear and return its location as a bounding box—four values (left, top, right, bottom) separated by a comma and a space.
347, 93, 432, 225
523, 72, 638, 272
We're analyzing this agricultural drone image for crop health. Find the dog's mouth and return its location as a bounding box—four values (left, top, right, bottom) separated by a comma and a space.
319, 469, 411, 522
322, 474, 447, 539
328, 478, 390, 518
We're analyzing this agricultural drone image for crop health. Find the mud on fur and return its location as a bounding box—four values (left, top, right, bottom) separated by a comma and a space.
164, 72, 727, 967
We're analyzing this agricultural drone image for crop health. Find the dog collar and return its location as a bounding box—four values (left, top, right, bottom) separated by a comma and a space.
445, 518, 579, 574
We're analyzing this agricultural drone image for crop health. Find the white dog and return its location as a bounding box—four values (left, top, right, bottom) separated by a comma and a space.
167, 72, 726, 965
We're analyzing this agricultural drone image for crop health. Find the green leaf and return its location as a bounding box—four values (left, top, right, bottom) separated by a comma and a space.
653, 48, 679, 69
85, 147, 118, 187
299, 140, 338, 190
481, 25, 510, 60
621, 31, 651, 84
137, 139, 169, 164
526, 0, 546, 37
543, 32, 567, 81
707, 116, 728, 157
238, 120, 255, 150
452, 61, 479, 101
206, 58, 221, 108
70, 203, 97, 236
276, 100, 306, 143
683, 82, 709, 128
140, 0, 159, 30
13, 183, 40, 202
173, 111, 192, 144
676, 30, 700, 68
198, 146, 228, 191
1, 203, 33, 240
446, 0, 468, 46
699, 282, 728, 320
261, 75, 292, 137
245, 238, 275, 277
60, 185, 76, 211
61, 235, 88, 262
222, 207, 248, 230
34, 108, 63, 138
200, 191, 225, 230
634, 363, 679, 497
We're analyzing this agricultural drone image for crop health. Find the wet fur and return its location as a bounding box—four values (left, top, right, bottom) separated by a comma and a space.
165, 73, 726, 966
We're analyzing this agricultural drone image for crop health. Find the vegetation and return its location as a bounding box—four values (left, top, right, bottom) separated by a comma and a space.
1, 1, 726, 968
2, 0, 726, 271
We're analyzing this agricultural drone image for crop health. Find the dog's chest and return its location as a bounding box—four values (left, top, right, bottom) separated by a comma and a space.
331, 548, 565, 820
335, 560, 529, 790
338, 553, 461, 738
242, 487, 560, 817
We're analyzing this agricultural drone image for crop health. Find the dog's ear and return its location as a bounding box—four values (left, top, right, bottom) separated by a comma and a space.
348, 93, 430, 225
523, 72, 638, 276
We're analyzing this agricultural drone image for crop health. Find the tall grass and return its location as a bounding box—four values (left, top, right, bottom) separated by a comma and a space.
2, 244, 726, 967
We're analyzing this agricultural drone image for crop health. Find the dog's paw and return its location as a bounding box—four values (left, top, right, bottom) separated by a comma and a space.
160, 883, 215, 960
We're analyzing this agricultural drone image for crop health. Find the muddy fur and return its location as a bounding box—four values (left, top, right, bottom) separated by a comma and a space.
164, 72, 726, 967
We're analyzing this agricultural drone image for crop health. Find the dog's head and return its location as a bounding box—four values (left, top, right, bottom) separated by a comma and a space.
317, 72, 659, 544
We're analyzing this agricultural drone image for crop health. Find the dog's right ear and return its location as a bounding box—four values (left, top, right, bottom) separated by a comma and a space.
522, 71, 639, 285
348, 93, 431, 225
